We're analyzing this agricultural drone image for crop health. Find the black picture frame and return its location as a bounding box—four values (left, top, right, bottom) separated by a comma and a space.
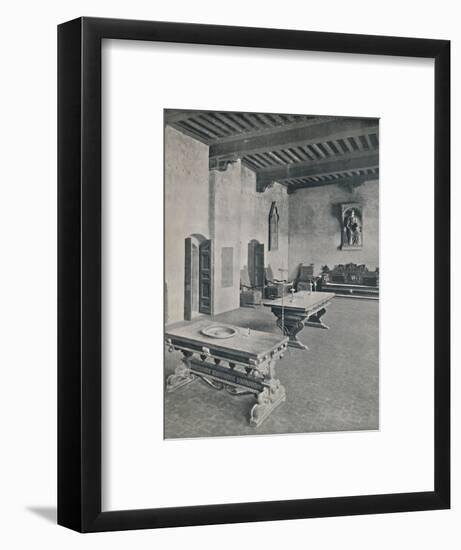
58, 16, 450, 532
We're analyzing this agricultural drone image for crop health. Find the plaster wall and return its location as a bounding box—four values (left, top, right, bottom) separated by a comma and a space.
288, 180, 379, 279
209, 162, 243, 315
239, 167, 289, 280
164, 126, 210, 324
211, 163, 290, 314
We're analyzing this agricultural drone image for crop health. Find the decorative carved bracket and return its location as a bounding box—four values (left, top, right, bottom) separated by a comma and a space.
342, 176, 367, 193
256, 178, 275, 193
209, 156, 239, 172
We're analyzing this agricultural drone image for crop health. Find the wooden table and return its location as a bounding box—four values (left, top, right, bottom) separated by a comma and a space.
264, 291, 335, 351
165, 320, 288, 427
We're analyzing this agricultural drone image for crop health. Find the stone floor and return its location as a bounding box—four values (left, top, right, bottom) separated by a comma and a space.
164, 296, 378, 439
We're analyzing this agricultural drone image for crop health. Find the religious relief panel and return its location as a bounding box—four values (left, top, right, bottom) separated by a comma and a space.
341, 203, 363, 250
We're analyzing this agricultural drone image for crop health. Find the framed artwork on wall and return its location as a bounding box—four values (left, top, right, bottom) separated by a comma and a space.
58, 17, 450, 532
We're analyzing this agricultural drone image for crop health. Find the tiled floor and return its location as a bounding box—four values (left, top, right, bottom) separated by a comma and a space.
164, 296, 379, 439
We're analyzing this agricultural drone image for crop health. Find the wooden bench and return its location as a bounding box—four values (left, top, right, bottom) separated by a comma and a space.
320, 263, 379, 299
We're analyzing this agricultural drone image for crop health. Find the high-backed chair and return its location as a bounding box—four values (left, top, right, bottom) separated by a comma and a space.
296, 263, 319, 291
264, 266, 293, 299
240, 266, 262, 307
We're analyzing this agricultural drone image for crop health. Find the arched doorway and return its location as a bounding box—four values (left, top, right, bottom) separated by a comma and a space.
184, 234, 213, 320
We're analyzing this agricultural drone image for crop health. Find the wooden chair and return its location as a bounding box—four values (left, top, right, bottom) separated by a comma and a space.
264, 266, 293, 299
296, 263, 319, 291
240, 267, 262, 307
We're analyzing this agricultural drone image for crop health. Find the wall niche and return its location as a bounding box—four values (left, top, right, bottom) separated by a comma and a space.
340, 203, 363, 250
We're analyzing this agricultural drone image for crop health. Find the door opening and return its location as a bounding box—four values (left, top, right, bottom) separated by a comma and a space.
184, 234, 213, 320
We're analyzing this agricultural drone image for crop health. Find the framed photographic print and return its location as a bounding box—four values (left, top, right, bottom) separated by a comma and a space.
58, 17, 450, 532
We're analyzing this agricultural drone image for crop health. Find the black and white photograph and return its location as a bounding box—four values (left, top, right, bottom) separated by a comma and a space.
164, 109, 379, 438
1, 0, 455, 543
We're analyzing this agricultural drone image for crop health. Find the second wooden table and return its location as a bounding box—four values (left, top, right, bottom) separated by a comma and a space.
264, 291, 335, 350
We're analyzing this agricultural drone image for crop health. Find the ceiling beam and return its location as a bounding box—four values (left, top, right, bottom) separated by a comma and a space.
256, 150, 379, 189
166, 110, 330, 140
286, 171, 379, 194
210, 118, 378, 161
164, 109, 207, 124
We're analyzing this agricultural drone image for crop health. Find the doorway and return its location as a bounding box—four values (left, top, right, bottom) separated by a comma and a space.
248, 239, 265, 290
184, 234, 213, 320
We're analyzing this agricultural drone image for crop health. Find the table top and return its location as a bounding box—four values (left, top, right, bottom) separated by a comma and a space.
263, 291, 335, 312
165, 319, 288, 361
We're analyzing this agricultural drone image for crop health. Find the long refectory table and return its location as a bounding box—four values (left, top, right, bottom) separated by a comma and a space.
165, 320, 289, 427
264, 291, 335, 351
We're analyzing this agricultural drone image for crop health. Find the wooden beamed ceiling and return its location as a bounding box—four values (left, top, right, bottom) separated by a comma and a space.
165, 109, 379, 192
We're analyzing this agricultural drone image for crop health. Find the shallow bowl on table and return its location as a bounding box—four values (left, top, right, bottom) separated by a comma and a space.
200, 325, 237, 339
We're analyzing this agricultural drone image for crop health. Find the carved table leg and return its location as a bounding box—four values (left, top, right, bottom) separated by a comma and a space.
250, 357, 286, 427
166, 351, 196, 392
276, 316, 309, 351
304, 307, 329, 329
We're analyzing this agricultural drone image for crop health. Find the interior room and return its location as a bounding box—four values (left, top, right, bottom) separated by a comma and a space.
164, 109, 379, 438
